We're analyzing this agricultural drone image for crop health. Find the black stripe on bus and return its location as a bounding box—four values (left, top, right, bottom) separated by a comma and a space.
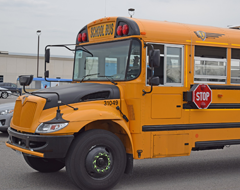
209, 85, 240, 90
142, 122, 240, 132
195, 139, 240, 148
183, 103, 240, 109
190, 84, 240, 90
194, 84, 240, 90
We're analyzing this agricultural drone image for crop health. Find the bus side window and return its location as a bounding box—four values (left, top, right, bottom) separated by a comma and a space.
231, 48, 240, 84
165, 46, 183, 85
194, 46, 227, 83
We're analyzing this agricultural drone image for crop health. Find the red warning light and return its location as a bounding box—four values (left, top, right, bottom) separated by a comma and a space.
117, 26, 123, 36
123, 24, 129, 35
78, 33, 82, 42
82, 33, 87, 42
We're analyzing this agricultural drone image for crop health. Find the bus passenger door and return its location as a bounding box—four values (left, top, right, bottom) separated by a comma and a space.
146, 44, 185, 119
143, 43, 187, 125
142, 43, 191, 158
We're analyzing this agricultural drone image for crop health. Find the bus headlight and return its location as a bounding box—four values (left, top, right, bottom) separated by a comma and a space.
36, 122, 69, 133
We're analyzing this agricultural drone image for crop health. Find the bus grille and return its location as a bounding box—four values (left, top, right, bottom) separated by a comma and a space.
13, 100, 37, 129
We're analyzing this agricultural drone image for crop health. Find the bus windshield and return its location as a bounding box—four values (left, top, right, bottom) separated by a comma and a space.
73, 39, 141, 82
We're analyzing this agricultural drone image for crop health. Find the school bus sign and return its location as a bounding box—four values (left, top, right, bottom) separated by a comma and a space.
192, 84, 212, 109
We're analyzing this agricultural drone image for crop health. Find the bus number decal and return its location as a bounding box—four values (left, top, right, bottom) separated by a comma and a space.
104, 100, 118, 106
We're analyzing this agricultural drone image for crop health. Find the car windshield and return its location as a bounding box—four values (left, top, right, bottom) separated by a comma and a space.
73, 39, 141, 81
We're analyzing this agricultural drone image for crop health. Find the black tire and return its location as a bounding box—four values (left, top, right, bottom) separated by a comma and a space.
1, 92, 8, 99
23, 155, 65, 173
66, 129, 126, 190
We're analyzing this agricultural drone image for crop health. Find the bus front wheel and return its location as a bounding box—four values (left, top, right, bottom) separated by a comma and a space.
23, 155, 65, 173
66, 129, 126, 190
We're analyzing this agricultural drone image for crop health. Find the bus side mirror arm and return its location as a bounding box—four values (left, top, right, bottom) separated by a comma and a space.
142, 85, 153, 96
142, 76, 160, 96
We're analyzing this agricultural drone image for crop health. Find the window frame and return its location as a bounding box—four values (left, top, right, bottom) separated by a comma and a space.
145, 43, 184, 87
164, 44, 184, 86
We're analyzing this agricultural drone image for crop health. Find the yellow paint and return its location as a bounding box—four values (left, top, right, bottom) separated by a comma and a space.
196, 41, 228, 45
185, 45, 188, 87
6, 142, 44, 157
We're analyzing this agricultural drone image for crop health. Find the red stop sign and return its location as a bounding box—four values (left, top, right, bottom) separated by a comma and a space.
192, 84, 212, 109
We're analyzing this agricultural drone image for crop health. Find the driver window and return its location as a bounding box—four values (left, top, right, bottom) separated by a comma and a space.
126, 40, 141, 79
146, 44, 183, 86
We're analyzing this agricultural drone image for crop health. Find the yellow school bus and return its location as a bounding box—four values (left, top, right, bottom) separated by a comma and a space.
6, 16, 240, 190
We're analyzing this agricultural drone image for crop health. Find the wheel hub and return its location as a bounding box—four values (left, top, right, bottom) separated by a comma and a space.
85, 146, 113, 178
93, 152, 111, 173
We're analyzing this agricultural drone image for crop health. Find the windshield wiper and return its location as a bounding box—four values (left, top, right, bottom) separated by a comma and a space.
80, 73, 100, 83
98, 75, 117, 85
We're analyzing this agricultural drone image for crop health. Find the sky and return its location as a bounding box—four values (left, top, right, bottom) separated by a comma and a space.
1, 0, 240, 56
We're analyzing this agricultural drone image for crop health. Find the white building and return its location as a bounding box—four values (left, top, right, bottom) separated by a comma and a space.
0, 51, 74, 84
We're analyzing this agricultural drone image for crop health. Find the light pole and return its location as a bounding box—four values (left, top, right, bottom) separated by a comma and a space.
36, 30, 41, 78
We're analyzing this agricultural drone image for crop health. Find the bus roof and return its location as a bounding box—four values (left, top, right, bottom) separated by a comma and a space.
132, 18, 240, 48
81, 17, 240, 48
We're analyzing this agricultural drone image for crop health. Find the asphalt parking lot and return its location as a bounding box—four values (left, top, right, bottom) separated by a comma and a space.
2, 96, 240, 190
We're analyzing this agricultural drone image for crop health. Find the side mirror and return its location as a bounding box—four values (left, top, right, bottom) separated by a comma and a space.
149, 49, 160, 68
19, 75, 33, 86
45, 70, 49, 78
45, 49, 50, 63
149, 76, 160, 86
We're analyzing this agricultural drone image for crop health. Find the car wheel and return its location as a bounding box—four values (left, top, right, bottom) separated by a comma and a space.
66, 129, 126, 190
1, 92, 8, 99
23, 155, 65, 173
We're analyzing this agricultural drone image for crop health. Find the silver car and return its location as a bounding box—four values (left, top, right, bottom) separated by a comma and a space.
0, 102, 15, 133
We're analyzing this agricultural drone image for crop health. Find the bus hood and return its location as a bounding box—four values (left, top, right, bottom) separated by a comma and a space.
36, 83, 120, 110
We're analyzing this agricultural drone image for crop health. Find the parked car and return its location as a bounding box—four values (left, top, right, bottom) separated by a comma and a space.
0, 102, 15, 133
0, 87, 12, 99
0, 82, 22, 95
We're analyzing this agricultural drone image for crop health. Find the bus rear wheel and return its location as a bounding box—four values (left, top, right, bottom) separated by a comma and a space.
23, 155, 65, 173
66, 129, 126, 190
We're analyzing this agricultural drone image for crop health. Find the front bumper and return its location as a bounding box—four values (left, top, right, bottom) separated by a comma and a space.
0, 113, 12, 132
6, 128, 74, 158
